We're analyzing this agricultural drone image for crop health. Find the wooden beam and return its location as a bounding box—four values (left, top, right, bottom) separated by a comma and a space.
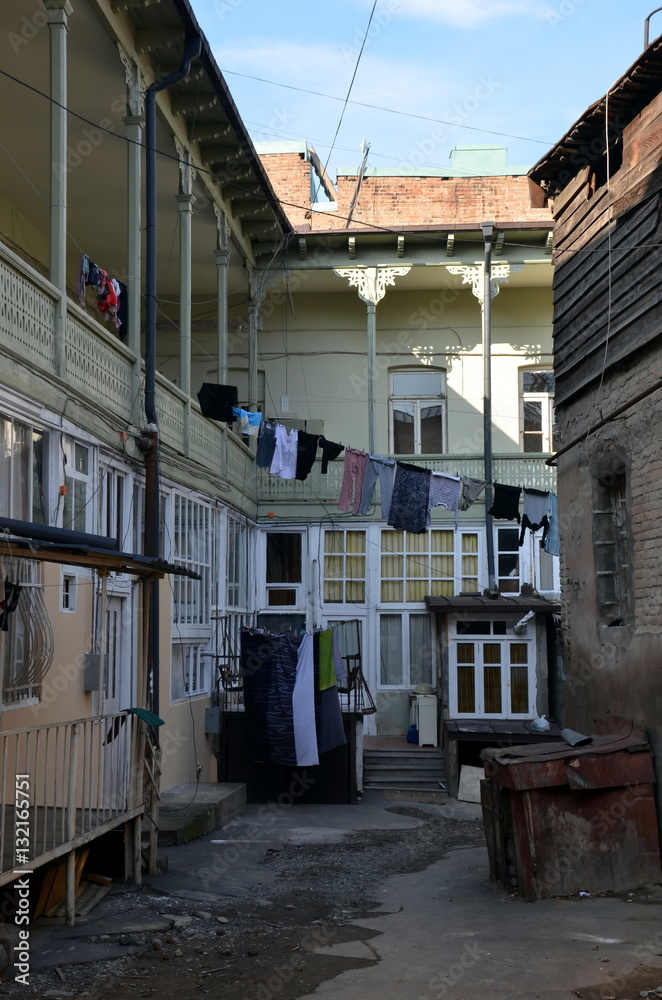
242, 220, 279, 237
190, 123, 232, 143
135, 28, 183, 54
200, 142, 246, 165
171, 92, 219, 117
446, 233, 455, 256
111, 0, 159, 10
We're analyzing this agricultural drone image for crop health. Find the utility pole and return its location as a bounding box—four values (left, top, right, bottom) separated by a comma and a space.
481, 221, 497, 595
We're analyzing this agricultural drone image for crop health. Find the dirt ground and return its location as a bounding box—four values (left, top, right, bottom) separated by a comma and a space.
0, 807, 485, 1000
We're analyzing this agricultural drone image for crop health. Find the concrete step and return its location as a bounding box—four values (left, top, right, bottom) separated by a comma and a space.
143, 782, 246, 847
365, 764, 445, 779
366, 778, 447, 791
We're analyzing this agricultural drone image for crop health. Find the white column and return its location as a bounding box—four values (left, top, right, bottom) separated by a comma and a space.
175, 139, 195, 454
214, 206, 229, 384
119, 47, 144, 426
334, 266, 411, 455
247, 267, 266, 414
45, 0, 72, 377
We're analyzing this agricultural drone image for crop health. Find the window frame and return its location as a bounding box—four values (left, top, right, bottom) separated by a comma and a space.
0, 411, 48, 524
171, 492, 214, 632
389, 367, 447, 456
378, 610, 436, 689
263, 529, 305, 609
519, 368, 555, 453
448, 616, 537, 719
61, 437, 95, 533
322, 529, 367, 605
170, 642, 209, 702
379, 528, 481, 604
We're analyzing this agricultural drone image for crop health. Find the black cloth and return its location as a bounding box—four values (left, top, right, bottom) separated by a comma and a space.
197, 383, 238, 423
488, 483, 522, 522
312, 633, 346, 756
319, 437, 343, 474
387, 462, 432, 534
117, 280, 128, 342
256, 421, 277, 468
241, 630, 300, 766
295, 431, 319, 481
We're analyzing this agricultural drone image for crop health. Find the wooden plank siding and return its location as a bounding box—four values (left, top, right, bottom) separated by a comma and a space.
548, 87, 662, 409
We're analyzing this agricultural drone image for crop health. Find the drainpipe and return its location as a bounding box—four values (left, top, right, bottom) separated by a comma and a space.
144, 34, 202, 732
481, 221, 497, 595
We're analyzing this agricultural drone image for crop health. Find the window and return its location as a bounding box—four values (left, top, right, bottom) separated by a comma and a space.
323, 530, 366, 603
380, 529, 479, 602
171, 643, 208, 701
62, 439, 93, 532
379, 612, 434, 687
449, 618, 535, 717
497, 527, 520, 594
520, 370, 555, 453
172, 494, 213, 626
100, 466, 127, 546
132, 483, 166, 557
266, 532, 302, 607
2, 561, 54, 706
227, 515, 249, 609
390, 369, 446, 455
593, 468, 630, 626
0, 413, 47, 523
61, 574, 77, 613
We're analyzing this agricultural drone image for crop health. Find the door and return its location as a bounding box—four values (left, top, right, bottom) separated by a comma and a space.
101, 595, 133, 813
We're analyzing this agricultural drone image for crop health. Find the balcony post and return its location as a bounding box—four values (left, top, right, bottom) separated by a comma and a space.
175, 139, 195, 456
247, 267, 266, 414
333, 266, 411, 455
214, 207, 229, 385
119, 47, 144, 427
45, 0, 73, 378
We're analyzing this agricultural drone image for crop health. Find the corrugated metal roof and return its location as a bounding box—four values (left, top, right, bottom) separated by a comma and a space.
529, 38, 662, 189
425, 594, 560, 614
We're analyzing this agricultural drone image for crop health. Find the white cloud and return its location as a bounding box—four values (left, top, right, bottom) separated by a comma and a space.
399, 0, 554, 29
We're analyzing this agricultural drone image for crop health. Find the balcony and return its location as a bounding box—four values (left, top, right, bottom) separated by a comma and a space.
0, 241, 255, 508
257, 454, 556, 515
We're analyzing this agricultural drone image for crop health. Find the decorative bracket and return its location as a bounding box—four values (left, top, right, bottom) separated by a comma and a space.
447, 262, 521, 304
117, 44, 144, 119
333, 265, 411, 305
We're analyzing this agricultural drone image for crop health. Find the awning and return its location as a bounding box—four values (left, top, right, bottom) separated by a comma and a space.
425, 594, 560, 614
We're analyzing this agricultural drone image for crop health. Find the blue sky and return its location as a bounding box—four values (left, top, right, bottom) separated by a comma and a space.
192, 0, 659, 177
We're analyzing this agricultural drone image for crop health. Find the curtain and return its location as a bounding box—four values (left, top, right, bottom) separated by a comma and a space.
409, 614, 433, 686
379, 614, 403, 685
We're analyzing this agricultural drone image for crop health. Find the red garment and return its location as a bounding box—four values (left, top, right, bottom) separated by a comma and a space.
96, 273, 117, 315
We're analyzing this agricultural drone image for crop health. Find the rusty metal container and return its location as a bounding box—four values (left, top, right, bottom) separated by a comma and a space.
481, 730, 662, 900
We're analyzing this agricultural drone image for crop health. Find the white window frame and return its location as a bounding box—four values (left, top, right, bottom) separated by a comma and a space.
61, 437, 95, 533
227, 514, 250, 610
322, 528, 367, 606
263, 529, 305, 610
379, 528, 481, 604
1, 561, 47, 708
171, 642, 209, 702
389, 368, 447, 455
519, 368, 555, 453
61, 573, 77, 613
377, 611, 436, 689
171, 492, 214, 632
448, 616, 537, 719
0, 411, 48, 524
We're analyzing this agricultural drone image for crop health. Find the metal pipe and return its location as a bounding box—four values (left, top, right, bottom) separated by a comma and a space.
481, 221, 497, 594
644, 7, 662, 48
0, 516, 117, 550
143, 34, 201, 737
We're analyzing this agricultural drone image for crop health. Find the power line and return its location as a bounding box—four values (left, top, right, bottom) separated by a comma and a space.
220, 68, 553, 146
318, 0, 378, 199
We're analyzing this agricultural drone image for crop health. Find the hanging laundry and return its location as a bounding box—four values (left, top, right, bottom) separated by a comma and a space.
519, 488, 551, 547
387, 463, 432, 534
543, 493, 560, 556
241, 629, 300, 766
293, 633, 318, 767
332, 629, 347, 683
256, 420, 278, 468
0, 578, 20, 632
270, 424, 298, 479
313, 633, 346, 756
458, 476, 489, 512
428, 471, 461, 524
295, 431, 320, 481
319, 437, 343, 474
338, 447, 368, 514
233, 407, 263, 436
488, 483, 522, 522
318, 630, 336, 691
358, 455, 396, 519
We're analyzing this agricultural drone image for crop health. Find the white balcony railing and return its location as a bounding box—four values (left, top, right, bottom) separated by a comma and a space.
257, 454, 557, 505
0, 713, 144, 887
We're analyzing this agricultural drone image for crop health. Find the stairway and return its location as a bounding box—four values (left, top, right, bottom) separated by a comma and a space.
363, 744, 446, 792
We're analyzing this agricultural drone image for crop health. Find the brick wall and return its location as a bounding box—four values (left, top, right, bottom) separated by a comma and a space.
257, 152, 312, 229
257, 154, 551, 229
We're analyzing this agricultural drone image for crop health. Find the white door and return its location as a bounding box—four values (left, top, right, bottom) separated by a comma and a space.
101, 594, 133, 813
